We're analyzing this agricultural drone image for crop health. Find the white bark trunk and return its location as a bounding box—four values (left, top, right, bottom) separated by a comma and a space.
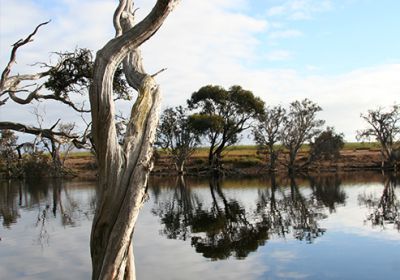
89, 1, 179, 279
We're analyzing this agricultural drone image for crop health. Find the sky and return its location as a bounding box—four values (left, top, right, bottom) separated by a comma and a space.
0, 0, 399, 142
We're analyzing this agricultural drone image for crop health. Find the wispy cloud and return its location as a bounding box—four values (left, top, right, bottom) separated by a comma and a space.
269, 29, 303, 39
267, 0, 332, 20
265, 50, 293, 61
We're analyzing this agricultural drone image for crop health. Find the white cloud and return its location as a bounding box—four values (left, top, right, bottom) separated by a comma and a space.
0, 0, 398, 143
265, 50, 293, 61
269, 29, 303, 39
267, 0, 332, 20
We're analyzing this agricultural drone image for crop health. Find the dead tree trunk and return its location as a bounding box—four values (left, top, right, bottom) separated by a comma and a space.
89, 1, 179, 279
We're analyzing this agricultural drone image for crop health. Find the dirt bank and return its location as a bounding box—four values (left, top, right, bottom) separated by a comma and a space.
65, 148, 388, 180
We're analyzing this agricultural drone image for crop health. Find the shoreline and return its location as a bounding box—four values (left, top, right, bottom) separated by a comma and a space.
63, 148, 393, 180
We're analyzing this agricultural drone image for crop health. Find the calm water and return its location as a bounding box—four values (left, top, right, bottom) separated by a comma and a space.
0, 174, 399, 280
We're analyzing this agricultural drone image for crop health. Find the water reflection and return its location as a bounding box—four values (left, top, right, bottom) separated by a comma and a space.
151, 175, 352, 260
0, 179, 96, 230
0, 181, 20, 227
308, 175, 346, 213
358, 175, 400, 231
1, 175, 400, 280
256, 175, 327, 243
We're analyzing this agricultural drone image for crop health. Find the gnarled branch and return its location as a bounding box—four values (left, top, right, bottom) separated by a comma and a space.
0, 21, 50, 93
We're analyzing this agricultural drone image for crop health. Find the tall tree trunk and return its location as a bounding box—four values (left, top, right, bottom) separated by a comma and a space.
268, 144, 276, 172
89, 1, 179, 279
288, 151, 296, 174
175, 158, 185, 174
50, 140, 62, 177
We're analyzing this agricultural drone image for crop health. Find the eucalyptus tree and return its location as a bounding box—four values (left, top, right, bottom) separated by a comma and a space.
253, 105, 286, 171
156, 106, 201, 174
281, 99, 325, 173
188, 85, 264, 171
87, 1, 179, 279
357, 105, 400, 169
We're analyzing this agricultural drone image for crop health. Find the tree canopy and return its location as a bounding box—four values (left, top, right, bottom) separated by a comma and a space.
281, 99, 325, 172
188, 85, 264, 171
156, 106, 201, 173
357, 105, 400, 168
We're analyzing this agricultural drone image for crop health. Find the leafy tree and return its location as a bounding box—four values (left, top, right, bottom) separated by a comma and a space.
281, 99, 325, 173
253, 105, 286, 171
308, 127, 344, 163
188, 85, 264, 171
357, 105, 400, 169
0, 129, 19, 177
156, 106, 201, 174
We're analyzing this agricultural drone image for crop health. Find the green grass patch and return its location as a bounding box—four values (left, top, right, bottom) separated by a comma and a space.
343, 142, 380, 150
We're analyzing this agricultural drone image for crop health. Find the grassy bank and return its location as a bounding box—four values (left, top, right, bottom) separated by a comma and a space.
59, 142, 385, 178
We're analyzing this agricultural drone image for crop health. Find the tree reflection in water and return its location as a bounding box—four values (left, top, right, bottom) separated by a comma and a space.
358, 176, 400, 231
308, 175, 346, 213
151, 175, 347, 260
0, 180, 22, 227
0, 179, 96, 246
257, 175, 327, 243
190, 177, 269, 260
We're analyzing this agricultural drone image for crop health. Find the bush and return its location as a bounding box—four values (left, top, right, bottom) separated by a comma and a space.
22, 153, 53, 178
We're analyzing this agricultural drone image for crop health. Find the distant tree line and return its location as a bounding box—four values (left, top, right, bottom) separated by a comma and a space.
156, 86, 400, 175
2, 77, 399, 177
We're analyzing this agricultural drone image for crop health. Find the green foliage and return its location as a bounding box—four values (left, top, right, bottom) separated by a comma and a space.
22, 152, 53, 178
310, 127, 344, 161
156, 106, 201, 172
45, 48, 93, 97
253, 105, 286, 170
0, 129, 19, 177
281, 99, 325, 170
44, 48, 132, 100
357, 104, 400, 166
188, 114, 224, 134
187, 84, 264, 169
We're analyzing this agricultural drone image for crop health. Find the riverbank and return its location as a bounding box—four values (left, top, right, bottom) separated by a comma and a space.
64, 144, 387, 180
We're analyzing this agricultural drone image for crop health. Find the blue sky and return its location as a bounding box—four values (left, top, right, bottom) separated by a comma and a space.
236, 0, 400, 75
0, 0, 399, 141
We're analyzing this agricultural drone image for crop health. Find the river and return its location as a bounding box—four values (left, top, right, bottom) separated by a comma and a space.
0, 173, 399, 279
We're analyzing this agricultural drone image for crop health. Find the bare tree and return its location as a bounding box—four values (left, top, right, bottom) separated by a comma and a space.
156, 106, 201, 174
0, 23, 92, 112
281, 99, 325, 173
88, 1, 179, 279
0, 22, 50, 106
357, 105, 400, 169
253, 105, 286, 172
0, 120, 85, 173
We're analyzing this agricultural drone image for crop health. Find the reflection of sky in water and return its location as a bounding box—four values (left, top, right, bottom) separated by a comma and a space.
0, 176, 399, 280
